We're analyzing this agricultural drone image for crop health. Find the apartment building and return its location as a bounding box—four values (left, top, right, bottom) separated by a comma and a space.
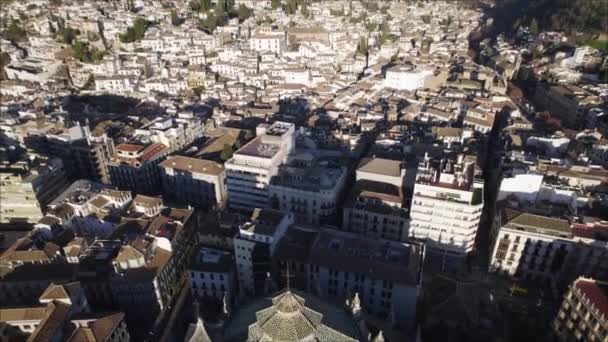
490, 211, 608, 290
409, 154, 484, 260
0, 282, 130, 342
553, 277, 608, 342
0, 174, 44, 225
108, 142, 170, 195
274, 224, 424, 329
249, 33, 285, 55
342, 158, 409, 242
489, 212, 574, 285
160, 155, 226, 209
134, 116, 205, 152
225, 122, 295, 211
33, 123, 115, 184
233, 208, 293, 298
187, 247, 235, 304
268, 156, 347, 225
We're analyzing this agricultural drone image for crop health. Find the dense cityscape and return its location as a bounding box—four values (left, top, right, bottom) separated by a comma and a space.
0, 0, 607, 341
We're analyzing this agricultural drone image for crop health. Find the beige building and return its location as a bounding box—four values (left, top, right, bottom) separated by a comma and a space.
159, 155, 226, 209
553, 277, 608, 342
342, 158, 409, 242
0, 174, 43, 225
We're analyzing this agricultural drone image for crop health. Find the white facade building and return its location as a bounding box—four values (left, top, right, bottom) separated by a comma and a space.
490, 212, 608, 289
233, 209, 293, 298
384, 65, 434, 91
188, 247, 235, 303
409, 154, 484, 259
225, 122, 295, 211
249, 33, 285, 55
268, 156, 347, 225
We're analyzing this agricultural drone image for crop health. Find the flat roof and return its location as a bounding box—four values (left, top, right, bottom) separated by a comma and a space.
188, 247, 233, 273
160, 156, 224, 176
309, 228, 422, 285
504, 213, 572, 238
235, 137, 280, 159
357, 158, 402, 178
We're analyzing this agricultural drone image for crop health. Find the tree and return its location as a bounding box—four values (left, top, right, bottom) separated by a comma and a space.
0, 52, 11, 68
200, 0, 212, 11
171, 10, 180, 26
59, 26, 79, 44
3, 20, 27, 42
71, 41, 105, 62
119, 18, 149, 43
356, 36, 368, 56
271, 0, 281, 10
285, 0, 298, 15
365, 22, 377, 32
233, 4, 253, 22
198, 12, 226, 33
301, 2, 310, 18
192, 86, 205, 96
379, 20, 391, 44
220, 144, 234, 161
530, 18, 539, 35
81, 74, 95, 90
190, 0, 201, 11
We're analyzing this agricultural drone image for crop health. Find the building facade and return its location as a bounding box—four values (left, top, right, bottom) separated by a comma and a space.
409, 154, 483, 260
553, 277, 608, 342
160, 155, 226, 209
233, 208, 293, 298
225, 122, 295, 211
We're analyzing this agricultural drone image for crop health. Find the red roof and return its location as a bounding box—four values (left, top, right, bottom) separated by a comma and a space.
116, 143, 145, 152
140, 143, 168, 162
574, 278, 608, 319
571, 223, 608, 240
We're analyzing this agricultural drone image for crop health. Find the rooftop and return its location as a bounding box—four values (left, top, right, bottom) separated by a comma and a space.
188, 247, 233, 273
357, 158, 402, 178
309, 227, 423, 285
504, 213, 572, 238
236, 137, 281, 159
224, 290, 359, 342
160, 155, 224, 176
573, 278, 608, 320
240, 209, 289, 237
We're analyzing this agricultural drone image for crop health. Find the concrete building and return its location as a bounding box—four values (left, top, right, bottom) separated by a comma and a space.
490, 211, 608, 290
409, 154, 484, 262
160, 155, 226, 209
342, 158, 409, 242
268, 155, 347, 225
108, 143, 170, 195
234, 208, 293, 298
489, 211, 574, 285
249, 33, 285, 55
32, 124, 115, 184
0, 282, 129, 342
274, 224, 424, 329
225, 122, 295, 211
553, 277, 608, 342
0, 174, 44, 225
384, 64, 434, 91
187, 247, 235, 304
